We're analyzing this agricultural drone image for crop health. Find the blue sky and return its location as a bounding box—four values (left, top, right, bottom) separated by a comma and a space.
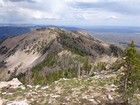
0, 0, 140, 27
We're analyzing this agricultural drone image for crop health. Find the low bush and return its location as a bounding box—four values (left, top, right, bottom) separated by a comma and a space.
94, 62, 108, 72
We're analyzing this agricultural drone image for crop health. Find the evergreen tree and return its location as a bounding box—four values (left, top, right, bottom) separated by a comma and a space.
116, 41, 140, 104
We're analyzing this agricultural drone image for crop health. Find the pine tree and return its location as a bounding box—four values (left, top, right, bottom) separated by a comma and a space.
116, 41, 140, 104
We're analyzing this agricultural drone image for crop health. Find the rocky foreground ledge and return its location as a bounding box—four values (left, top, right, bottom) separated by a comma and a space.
0, 72, 140, 105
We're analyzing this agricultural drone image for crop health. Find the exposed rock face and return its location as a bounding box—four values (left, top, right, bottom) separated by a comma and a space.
7, 99, 28, 105
0, 98, 4, 105
0, 78, 22, 89
0, 28, 124, 81
0, 78, 26, 105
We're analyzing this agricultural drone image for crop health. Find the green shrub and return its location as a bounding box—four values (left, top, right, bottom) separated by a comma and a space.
82, 58, 92, 75
111, 61, 123, 71
94, 62, 107, 72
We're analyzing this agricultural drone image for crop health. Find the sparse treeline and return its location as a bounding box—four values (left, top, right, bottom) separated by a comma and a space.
18, 50, 96, 85
17, 50, 110, 85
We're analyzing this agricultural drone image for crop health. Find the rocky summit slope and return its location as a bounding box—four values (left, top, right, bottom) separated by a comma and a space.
0, 71, 140, 105
0, 28, 123, 83
1, 74, 118, 105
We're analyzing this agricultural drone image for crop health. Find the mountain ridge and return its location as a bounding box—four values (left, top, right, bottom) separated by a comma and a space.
0, 28, 123, 83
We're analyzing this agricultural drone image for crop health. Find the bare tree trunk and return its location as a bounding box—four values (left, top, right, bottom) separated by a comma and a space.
123, 72, 128, 103
89, 57, 96, 76
89, 67, 93, 76
123, 65, 131, 104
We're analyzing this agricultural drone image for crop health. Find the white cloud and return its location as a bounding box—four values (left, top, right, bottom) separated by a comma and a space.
65, 0, 99, 3
0, 0, 139, 26
107, 15, 118, 19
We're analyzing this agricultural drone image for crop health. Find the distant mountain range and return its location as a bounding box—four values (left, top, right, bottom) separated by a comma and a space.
0, 26, 31, 39
1, 25, 140, 39
83, 26, 140, 34
0, 25, 81, 40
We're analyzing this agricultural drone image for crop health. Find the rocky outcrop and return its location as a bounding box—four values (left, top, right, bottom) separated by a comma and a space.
0, 78, 22, 89
0, 98, 4, 105
6, 99, 28, 105
0, 78, 28, 105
